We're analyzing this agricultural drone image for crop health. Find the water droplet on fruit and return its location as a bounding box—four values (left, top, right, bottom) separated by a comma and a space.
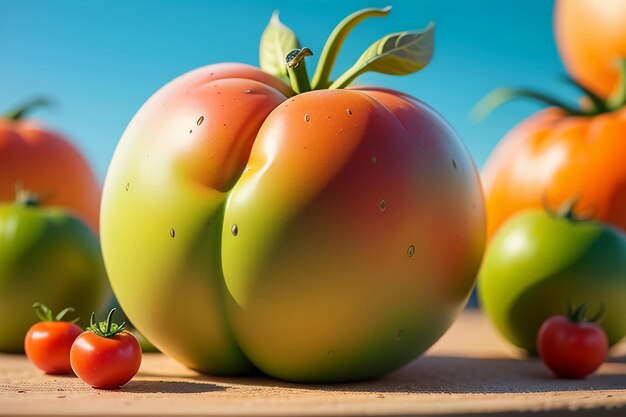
244, 89, 253, 94
197, 116, 204, 126
371, 156, 377, 164
407, 245, 415, 257
304, 114, 310, 122
452, 159, 457, 169
125, 182, 130, 191
379, 200, 387, 212
395, 329, 404, 341
231, 224, 238, 236
170, 228, 175, 238
346, 108, 352, 116
327, 350, 335, 357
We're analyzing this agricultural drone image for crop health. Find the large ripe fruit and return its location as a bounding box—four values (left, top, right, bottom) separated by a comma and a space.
101, 8, 485, 382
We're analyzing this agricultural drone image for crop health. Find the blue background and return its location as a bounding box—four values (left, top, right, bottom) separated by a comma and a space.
1, 0, 575, 180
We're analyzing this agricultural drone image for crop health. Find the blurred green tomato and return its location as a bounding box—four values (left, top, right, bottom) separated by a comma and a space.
0, 194, 110, 352
479, 205, 626, 353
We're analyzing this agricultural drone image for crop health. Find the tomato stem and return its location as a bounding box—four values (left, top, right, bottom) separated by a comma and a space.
474, 62, 626, 120
473, 88, 587, 120
32, 302, 79, 323
310, 7, 392, 90
542, 193, 595, 222
606, 59, 626, 111
286, 48, 313, 93
566, 301, 606, 324
88, 308, 126, 338
3, 97, 52, 121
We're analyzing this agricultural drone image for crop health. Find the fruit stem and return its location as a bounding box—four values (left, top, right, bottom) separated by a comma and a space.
310, 6, 392, 90
286, 48, 313, 94
88, 308, 126, 338
566, 301, 606, 324
607, 58, 626, 111
474, 62, 626, 120
15, 183, 41, 207
542, 193, 595, 222
4, 97, 52, 121
32, 303, 78, 323
472, 88, 587, 120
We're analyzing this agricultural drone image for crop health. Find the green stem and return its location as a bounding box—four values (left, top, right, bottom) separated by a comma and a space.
560, 75, 607, 114
607, 58, 626, 111
328, 61, 367, 90
472, 88, 587, 120
4, 97, 52, 120
32, 303, 77, 322
15, 184, 41, 207
88, 308, 126, 338
310, 6, 391, 90
286, 48, 313, 94
543, 193, 595, 222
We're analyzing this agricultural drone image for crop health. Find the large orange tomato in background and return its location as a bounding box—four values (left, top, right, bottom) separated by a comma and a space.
482, 105, 626, 239
0, 99, 101, 232
555, 0, 626, 99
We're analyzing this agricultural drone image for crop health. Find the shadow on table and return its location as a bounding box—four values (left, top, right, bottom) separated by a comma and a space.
607, 354, 626, 364
187, 355, 626, 395
122, 379, 226, 394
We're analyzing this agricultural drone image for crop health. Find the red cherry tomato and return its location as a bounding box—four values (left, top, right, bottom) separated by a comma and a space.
537, 305, 608, 379
70, 309, 141, 389
24, 303, 82, 374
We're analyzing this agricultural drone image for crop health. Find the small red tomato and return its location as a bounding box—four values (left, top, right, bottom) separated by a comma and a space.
24, 303, 83, 374
537, 303, 608, 379
70, 309, 141, 389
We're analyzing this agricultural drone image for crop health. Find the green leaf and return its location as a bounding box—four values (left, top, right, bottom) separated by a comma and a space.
259, 11, 301, 80
311, 6, 392, 90
330, 22, 435, 89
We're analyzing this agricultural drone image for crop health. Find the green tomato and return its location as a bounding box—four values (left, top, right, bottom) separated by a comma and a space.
0, 199, 111, 353
478, 208, 626, 354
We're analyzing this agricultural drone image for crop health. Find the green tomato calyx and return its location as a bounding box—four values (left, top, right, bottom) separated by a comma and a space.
259, 6, 434, 94
3, 97, 53, 121
87, 308, 126, 338
33, 302, 79, 323
14, 183, 56, 207
473, 58, 626, 120
543, 194, 595, 223
566, 301, 606, 324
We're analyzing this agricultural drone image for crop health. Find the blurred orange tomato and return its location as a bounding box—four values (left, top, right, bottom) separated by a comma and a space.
482, 106, 626, 239
555, 0, 626, 98
0, 99, 101, 232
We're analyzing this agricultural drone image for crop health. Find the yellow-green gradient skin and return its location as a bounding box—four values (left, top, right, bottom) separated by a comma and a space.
479, 210, 626, 354
101, 63, 486, 381
0, 203, 110, 352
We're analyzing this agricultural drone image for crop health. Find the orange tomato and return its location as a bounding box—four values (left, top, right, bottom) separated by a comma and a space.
0, 100, 101, 232
482, 107, 626, 239
555, 0, 626, 98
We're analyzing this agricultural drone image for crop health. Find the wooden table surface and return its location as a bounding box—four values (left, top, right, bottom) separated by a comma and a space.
1, 311, 625, 416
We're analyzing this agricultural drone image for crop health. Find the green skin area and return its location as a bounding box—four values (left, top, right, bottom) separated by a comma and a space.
0, 203, 111, 353
478, 210, 626, 354
101, 65, 485, 382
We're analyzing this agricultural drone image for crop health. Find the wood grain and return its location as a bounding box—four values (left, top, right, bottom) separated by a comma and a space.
1, 311, 625, 416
